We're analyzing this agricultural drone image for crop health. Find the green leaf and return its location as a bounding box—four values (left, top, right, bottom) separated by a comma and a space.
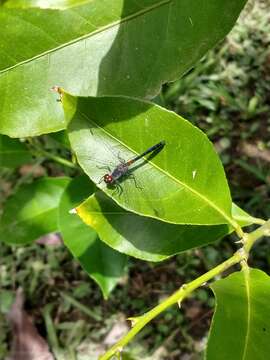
58, 175, 127, 298
2, 0, 90, 9
0, 177, 69, 245
0, 135, 32, 168
67, 95, 234, 226
76, 191, 249, 262
49, 130, 71, 149
206, 268, 270, 360
0, 0, 247, 137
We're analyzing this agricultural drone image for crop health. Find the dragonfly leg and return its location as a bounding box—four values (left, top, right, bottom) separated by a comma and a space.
117, 152, 126, 164
128, 173, 143, 190
98, 176, 104, 184
113, 181, 123, 196
97, 165, 111, 172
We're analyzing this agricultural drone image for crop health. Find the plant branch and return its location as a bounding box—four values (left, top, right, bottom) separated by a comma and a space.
100, 220, 270, 360
27, 137, 78, 169
100, 251, 242, 360
37, 148, 78, 169
244, 219, 270, 254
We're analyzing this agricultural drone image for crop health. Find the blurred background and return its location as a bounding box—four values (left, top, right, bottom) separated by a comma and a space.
0, 0, 269, 359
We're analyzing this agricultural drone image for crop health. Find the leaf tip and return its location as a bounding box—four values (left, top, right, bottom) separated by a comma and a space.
69, 208, 77, 215
51, 85, 63, 102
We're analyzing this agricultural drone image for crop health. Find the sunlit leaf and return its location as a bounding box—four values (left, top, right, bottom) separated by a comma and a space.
76, 192, 251, 261
67, 95, 234, 226
2, 0, 90, 9
206, 268, 270, 360
58, 175, 127, 298
0, 0, 247, 136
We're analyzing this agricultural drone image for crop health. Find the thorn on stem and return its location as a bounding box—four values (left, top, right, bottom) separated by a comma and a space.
128, 317, 137, 327
117, 347, 123, 359
235, 233, 249, 247
235, 239, 244, 244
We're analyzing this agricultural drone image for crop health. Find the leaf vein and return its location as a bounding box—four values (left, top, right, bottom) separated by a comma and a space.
77, 108, 235, 227
0, 0, 171, 75
241, 268, 251, 360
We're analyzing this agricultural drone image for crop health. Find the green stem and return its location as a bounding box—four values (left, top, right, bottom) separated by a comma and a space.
246, 217, 265, 225
34, 148, 77, 169
244, 219, 270, 254
100, 251, 242, 360
100, 220, 270, 360
42, 149, 77, 169
27, 137, 77, 169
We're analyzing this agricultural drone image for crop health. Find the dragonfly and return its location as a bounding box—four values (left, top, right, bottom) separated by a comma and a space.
98, 140, 166, 193
51, 86, 166, 193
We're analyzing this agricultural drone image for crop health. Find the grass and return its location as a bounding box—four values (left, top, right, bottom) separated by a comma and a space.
1, 0, 270, 359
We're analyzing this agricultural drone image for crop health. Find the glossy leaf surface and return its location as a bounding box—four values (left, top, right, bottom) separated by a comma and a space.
76, 191, 251, 261
0, 177, 69, 244
0, 134, 32, 168
207, 268, 270, 360
0, 0, 247, 136
67, 95, 234, 226
2, 0, 89, 9
58, 175, 127, 298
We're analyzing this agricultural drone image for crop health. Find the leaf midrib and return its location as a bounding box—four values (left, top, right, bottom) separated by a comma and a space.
0, 0, 171, 75
78, 108, 235, 227
4, 205, 57, 227
241, 268, 251, 360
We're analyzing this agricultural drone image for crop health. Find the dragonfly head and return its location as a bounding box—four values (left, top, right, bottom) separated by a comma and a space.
104, 174, 114, 184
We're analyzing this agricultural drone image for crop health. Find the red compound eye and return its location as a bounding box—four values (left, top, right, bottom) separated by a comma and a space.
104, 174, 113, 184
